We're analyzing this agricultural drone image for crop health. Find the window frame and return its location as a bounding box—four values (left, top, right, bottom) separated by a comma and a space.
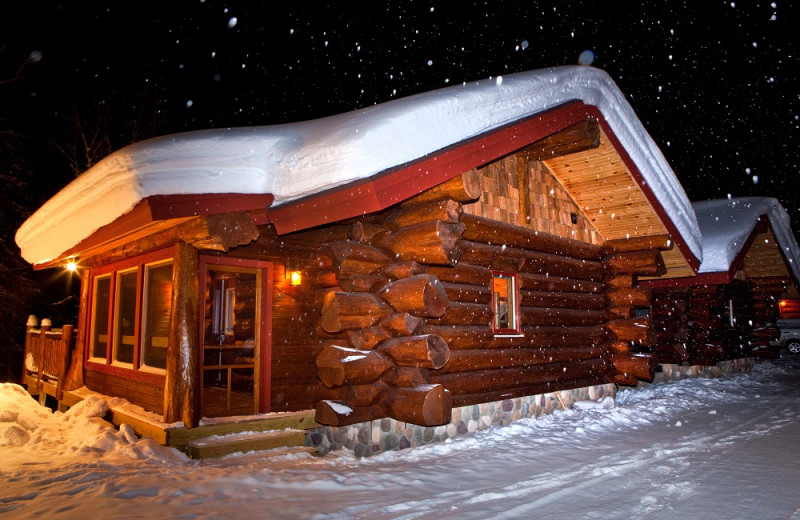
85, 248, 173, 383
491, 270, 522, 336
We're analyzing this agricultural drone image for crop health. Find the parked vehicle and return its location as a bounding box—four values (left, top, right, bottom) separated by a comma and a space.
773, 319, 800, 354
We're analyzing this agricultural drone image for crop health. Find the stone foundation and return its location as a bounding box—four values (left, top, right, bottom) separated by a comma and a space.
306, 383, 616, 458
649, 357, 756, 384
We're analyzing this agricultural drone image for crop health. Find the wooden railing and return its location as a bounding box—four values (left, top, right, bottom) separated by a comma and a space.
23, 315, 75, 400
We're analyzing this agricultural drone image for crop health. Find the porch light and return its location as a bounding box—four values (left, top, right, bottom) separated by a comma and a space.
289, 270, 302, 286
65, 258, 78, 272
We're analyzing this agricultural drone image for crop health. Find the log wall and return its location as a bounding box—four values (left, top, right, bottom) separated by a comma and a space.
310, 166, 671, 427
649, 276, 787, 365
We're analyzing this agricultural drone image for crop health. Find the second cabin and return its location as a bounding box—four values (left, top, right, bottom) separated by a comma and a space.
17, 66, 707, 452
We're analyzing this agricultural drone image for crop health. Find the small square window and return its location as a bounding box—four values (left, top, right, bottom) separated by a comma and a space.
492, 272, 520, 334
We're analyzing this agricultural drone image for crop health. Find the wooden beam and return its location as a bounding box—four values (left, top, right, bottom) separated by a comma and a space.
520, 117, 601, 161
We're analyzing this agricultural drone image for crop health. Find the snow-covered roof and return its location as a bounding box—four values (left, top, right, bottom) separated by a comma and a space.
16, 65, 701, 266
693, 197, 800, 282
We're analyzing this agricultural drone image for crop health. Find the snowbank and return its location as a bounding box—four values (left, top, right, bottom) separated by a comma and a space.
693, 196, 800, 281
15, 66, 701, 266
0, 383, 187, 465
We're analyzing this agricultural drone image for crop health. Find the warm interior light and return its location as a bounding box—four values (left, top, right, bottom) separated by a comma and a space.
779, 300, 787, 307
289, 270, 302, 286
65, 259, 78, 272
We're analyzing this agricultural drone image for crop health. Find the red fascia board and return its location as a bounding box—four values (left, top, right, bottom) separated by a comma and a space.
34, 192, 274, 269
146, 192, 274, 220
267, 101, 595, 234
641, 272, 733, 288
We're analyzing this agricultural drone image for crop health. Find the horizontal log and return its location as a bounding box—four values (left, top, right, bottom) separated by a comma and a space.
605, 286, 651, 307
609, 352, 656, 382
522, 117, 601, 161
402, 169, 482, 205
521, 290, 607, 310
316, 382, 387, 407
603, 234, 673, 254
423, 324, 608, 350
320, 241, 391, 278
382, 261, 426, 280
377, 274, 450, 318
461, 213, 605, 261
382, 384, 453, 426
605, 316, 656, 346
384, 199, 463, 230
439, 344, 607, 374
429, 358, 609, 396
316, 270, 339, 288
521, 307, 606, 327
379, 334, 450, 369
381, 367, 430, 387
346, 327, 390, 350
315, 400, 382, 427
339, 274, 389, 293
459, 241, 605, 282
426, 301, 492, 326
316, 343, 394, 388
519, 272, 604, 294
605, 306, 633, 320
379, 313, 424, 336
442, 282, 491, 305
451, 377, 602, 408
603, 250, 666, 277
380, 220, 464, 266
347, 221, 387, 244
428, 264, 492, 286
320, 291, 391, 333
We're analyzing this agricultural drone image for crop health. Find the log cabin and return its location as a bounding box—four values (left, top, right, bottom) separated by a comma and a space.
642, 197, 800, 366
16, 66, 705, 455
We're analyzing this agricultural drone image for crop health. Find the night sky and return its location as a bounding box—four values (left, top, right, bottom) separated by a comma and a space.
2, 1, 799, 231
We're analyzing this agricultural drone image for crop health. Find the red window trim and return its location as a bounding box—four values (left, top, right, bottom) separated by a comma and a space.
491, 271, 522, 335
85, 247, 173, 385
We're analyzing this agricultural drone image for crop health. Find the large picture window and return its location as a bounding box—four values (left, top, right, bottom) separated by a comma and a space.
491, 271, 520, 335
87, 249, 173, 378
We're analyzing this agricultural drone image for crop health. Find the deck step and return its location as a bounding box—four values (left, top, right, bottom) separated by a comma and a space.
187, 429, 309, 459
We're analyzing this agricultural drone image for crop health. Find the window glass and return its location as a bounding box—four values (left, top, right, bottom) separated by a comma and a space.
492, 272, 519, 333
90, 275, 111, 359
141, 262, 173, 370
113, 269, 138, 365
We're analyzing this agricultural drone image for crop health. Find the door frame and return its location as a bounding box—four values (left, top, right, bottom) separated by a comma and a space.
198, 256, 273, 414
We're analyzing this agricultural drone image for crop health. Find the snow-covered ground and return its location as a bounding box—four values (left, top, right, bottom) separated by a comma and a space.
2, 355, 799, 519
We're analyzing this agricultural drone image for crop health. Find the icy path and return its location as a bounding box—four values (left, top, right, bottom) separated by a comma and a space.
2, 356, 799, 519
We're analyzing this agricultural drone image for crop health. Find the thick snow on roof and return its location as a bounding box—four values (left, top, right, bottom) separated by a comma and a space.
16, 65, 701, 265
693, 197, 800, 281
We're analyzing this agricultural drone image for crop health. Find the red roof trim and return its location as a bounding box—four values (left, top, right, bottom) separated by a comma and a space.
35, 193, 274, 268
267, 101, 595, 233
641, 272, 732, 288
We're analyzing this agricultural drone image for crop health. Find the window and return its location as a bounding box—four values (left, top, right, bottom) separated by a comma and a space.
87, 249, 173, 377
492, 271, 520, 335
89, 275, 111, 360
141, 261, 173, 370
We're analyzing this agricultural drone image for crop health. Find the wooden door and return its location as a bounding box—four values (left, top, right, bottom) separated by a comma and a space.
199, 257, 272, 417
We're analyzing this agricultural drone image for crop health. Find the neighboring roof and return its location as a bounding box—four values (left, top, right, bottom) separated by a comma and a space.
693, 197, 800, 282
16, 65, 702, 266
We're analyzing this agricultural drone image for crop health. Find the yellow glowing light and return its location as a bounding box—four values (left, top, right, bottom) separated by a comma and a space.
289, 270, 302, 286
65, 259, 78, 272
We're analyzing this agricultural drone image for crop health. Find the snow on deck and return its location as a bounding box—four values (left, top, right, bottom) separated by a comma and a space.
693, 196, 800, 281
15, 65, 701, 266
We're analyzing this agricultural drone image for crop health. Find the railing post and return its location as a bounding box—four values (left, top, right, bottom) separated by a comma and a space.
56, 324, 74, 401
22, 315, 38, 387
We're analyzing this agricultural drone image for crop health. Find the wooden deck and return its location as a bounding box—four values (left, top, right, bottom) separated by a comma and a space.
25, 383, 320, 458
